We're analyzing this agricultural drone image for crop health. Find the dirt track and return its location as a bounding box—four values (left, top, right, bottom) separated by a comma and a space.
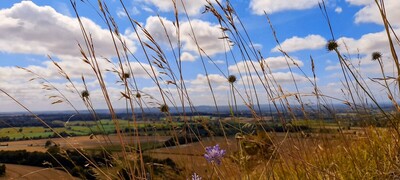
0, 164, 76, 180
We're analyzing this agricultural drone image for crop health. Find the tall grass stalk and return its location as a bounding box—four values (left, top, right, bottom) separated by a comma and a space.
1, 0, 400, 179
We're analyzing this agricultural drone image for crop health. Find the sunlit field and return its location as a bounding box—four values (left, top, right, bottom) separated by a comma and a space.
1, 0, 400, 179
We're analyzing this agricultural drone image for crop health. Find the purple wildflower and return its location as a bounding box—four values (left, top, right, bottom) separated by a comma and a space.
191, 172, 202, 180
204, 144, 226, 165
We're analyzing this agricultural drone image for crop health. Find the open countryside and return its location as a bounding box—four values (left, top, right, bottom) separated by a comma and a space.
1, 0, 400, 179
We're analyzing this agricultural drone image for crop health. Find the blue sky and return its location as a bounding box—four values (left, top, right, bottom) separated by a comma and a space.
0, 0, 399, 112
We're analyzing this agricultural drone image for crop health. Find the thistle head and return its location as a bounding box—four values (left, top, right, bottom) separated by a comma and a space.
160, 104, 169, 113
122, 72, 130, 79
326, 40, 338, 51
228, 75, 237, 84
371, 52, 382, 61
81, 90, 89, 98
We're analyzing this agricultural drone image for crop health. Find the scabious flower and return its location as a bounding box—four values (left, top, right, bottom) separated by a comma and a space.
191, 172, 202, 180
204, 144, 226, 165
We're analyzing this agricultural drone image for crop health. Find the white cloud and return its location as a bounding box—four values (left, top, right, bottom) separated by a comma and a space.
347, 0, 400, 27
250, 0, 320, 15
335, 7, 343, 14
228, 56, 304, 74
180, 19, 228, 55
0, 60, 158, 112
191, 74, 227, 85
272, 35, 327, 53
131, 7, 140, 15
324, 53, 397, 84
345, 0, 370, 6
138, 0, 210, 16
0, 66, 85, 112
242, 72, 309, 84
140, 83, 230, 106
181, 52, 197, 62
0, 2, 168, 112
141, 6, 154, 13
0, 1, 147, 82
252, 43, 263, 51
0, 1, 136, 58
338, 55, 394, 75
125, 62, 157, 78
318, 78, 393, 104
337, 28, 400, 55
143, 16, 178, 46
117, 9, 127, 18
140, 16, 228, 56
325, 63, 341, 71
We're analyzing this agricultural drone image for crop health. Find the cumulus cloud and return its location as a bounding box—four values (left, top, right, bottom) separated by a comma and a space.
180, 19, 228, 55
241, 72, 309, 85
347, 0, 400, 27
326, 54, 396, 77
0, 61, 152, 112
0, 2, 164, 111
0, 1, 135, 58
139, 16, 228, 56
0, 65, 83, 112
337, 28, 400, 55
228, 56, 304, 74
325, 63, 341, 71
143, 16, 178, 46
0, 1, 147, 82
191, 74, 227, 85
126, 62, 157, 78
140, 83, 230, 106
272, 35, 327, 53
181, 52, 197, 62
250, 0, 320, 15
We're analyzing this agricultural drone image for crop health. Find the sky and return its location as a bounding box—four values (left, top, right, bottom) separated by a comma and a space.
0, 0, 399, 112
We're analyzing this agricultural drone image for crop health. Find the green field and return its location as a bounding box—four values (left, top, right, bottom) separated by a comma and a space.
0, 119, 184, 141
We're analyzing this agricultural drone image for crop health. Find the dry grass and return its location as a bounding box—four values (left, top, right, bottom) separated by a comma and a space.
0, 0, 399, 179
1, 164, 75, 180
